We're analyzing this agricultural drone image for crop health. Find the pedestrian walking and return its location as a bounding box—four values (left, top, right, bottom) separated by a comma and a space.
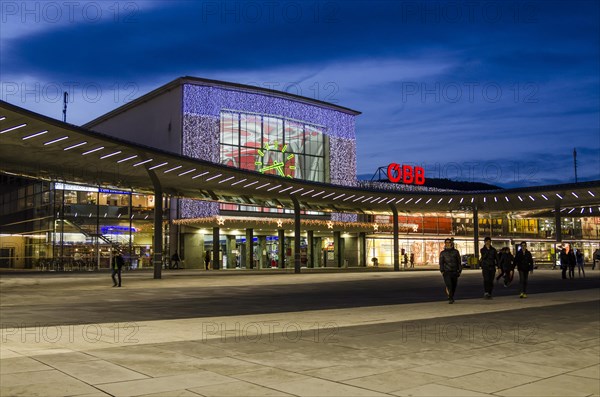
498, 247, 515, 287
204, 250, 211, 270
480, 237, 498, 299
401, 248, 408, 270
439, 238, 462, 304
111, 251, 124, 287
560, 243, 576, 279
576, 250, 585, 278
514, 241, 534, 298
171, 251, 181, 269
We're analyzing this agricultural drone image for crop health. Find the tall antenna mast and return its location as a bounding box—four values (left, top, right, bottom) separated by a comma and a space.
573, 148, 578, 183
62, 92, 68, 122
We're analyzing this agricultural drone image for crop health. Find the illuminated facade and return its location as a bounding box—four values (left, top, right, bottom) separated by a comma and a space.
1, 77, 598, 270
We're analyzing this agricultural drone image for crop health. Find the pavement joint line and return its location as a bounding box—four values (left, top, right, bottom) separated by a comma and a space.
1, 289, 598, 360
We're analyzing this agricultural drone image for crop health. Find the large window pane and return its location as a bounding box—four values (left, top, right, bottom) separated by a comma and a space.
219, 111, 325, 183
240, 114, 261, 148
305, 125, 324, 156
220, 113, 238, 146
263, 117, 283, 147
285, 120, 304, 154
221, 144, 239, 168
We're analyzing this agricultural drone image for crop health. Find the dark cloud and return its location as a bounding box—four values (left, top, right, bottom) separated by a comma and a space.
1, 0, 598, 187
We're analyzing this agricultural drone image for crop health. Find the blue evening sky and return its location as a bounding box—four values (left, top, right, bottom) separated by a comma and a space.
1, 0, 598, 187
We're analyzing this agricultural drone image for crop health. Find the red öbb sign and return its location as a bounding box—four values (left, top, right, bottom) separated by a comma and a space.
387, 163, 425, 185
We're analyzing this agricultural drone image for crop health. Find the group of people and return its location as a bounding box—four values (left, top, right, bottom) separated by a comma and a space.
439, 237, 534, 304
400, 249, 415, 269
558, 243, 587, 279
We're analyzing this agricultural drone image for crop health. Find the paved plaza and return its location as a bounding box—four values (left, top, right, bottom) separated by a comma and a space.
1, 269, 599, 397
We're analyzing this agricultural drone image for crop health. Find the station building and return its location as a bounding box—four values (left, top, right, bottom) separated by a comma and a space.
1, 77, 599, 271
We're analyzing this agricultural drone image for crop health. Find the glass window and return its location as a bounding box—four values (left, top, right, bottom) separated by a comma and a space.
263, 117, 283, 147
219, 111, 326, 184
220, 145, 239, 168
285, 120, 304, 154
241, 114, 261, 148
220, 113, 238, 146
305, 125, 323, 156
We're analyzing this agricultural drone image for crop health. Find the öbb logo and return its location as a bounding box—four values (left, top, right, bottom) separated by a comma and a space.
387, 164, 425, 185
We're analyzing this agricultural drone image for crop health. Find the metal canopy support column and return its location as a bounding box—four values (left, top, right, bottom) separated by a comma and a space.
333, 231, 341, 267
153, 185, 163, 279
307, 230, 314, 268
359, 232, 366, 267
292, 197, 301, 273
278, 229, 285, 268
390, 204, 399, 271
129, 189, 133, 268
246, 228, 254, 269
473, 206, 479, 259
555, 204, 562, 242
212, 227, 220, 270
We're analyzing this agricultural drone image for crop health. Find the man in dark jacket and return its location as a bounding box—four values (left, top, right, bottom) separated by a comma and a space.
111, 251, 124, 287
514, 241, 534, 298
439, 238, 462, 304
560, 243, 576, 279
480, 237, 498, 299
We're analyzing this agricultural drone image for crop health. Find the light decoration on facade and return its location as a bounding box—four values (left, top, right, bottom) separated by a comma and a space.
331, 213, 358, 222
173, 216, 419, 233
181, 83, 358, 219
327, 221, 334, 229
216, 216, 226, 225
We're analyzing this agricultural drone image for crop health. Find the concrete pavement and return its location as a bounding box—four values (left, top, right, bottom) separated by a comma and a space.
1, 270, 599, 397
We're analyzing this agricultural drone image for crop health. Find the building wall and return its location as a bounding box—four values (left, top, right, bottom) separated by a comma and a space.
182, 83, 357, 183
180, 83, 357, 219
86, 86, 183, 154
182, 232, 204, 269
0, 236, 25, 268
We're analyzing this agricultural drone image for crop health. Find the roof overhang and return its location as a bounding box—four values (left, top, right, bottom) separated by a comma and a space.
1, 100, 599, 216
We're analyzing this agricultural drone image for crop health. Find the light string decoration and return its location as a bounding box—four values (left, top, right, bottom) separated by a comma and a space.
358, 180, 451, 192
174, 216, 419, 233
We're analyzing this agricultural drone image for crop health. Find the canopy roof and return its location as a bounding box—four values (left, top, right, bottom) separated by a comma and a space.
1, 100, 599, 217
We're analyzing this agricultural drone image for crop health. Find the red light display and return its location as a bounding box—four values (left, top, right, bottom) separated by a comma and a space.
387, 163, 425, 185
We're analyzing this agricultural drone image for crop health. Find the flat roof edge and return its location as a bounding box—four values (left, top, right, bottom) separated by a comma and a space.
84, 76, 361, 127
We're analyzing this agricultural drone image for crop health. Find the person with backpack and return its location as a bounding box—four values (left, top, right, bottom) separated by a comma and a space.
111, 251, 124, 287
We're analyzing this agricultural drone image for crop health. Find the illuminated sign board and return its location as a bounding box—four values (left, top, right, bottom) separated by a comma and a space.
387, 163, 425, 185
101, 226, 137, 234
55, 182, 97, 192
99, 188, 130, 195
54, 183, 130, 195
